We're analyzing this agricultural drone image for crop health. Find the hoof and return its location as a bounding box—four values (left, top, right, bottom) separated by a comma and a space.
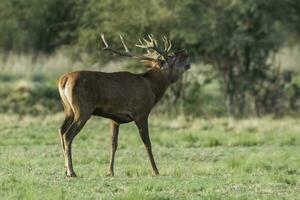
66, 172, 77, 177
152, 171, 159, 176
107, 171, 114, 177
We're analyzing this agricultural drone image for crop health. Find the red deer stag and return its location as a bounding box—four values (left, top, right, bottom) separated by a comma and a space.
58, 34, 190, 177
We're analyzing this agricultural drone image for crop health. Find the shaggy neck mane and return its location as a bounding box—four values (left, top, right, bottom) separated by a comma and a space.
142, 68, 170, 104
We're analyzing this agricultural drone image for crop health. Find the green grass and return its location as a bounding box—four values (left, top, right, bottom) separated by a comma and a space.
1, 114, 300, 199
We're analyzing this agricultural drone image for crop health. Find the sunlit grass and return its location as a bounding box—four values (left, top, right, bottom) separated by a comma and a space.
1, 114, 300, 199
1, 51, 300, 199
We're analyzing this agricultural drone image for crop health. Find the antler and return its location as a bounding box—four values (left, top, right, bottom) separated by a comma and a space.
101, 34, 173, 62
101, 34, 156, 61
136, 34, 172, 60
162, 36, 172, 53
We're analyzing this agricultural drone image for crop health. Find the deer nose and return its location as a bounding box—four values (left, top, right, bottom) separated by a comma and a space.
185, 64, 191, 70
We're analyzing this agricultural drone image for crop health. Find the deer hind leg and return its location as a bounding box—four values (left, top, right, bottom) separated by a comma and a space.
59, 115, 74, 171
59, 114, 73, 152
58, 76, 93, 177
108, 120, 119, 176
135, 118, 159, 176
58, 90, 75, 171
63, 112, 90, 177
59, 101, 74, 152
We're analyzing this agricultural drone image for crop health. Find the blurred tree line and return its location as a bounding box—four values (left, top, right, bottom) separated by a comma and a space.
1, 0, 300, 117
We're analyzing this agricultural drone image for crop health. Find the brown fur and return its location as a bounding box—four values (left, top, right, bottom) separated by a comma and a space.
58, 48, 190, 177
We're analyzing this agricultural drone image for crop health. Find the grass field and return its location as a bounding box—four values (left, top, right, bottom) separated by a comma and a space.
0, 114, 300, 199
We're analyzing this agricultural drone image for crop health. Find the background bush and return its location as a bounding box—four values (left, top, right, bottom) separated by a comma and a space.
0, 0, 300, 117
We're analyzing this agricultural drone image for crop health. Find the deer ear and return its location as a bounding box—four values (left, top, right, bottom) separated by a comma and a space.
175, 49, 189, 60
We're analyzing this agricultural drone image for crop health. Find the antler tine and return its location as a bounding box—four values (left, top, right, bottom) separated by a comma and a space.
136, 34, 172, 60
167, 38, 172, 52
138, 38, 143, 46
101, 33, 155, 61
162, 36, 168, 52
136, 38, 149, 48
119, 34, 129, 52
139, 38, 151, 54
137, 35, 158, 50
101, 34, 109, 48
162, 36, 172, 53
148, 34, 157, 46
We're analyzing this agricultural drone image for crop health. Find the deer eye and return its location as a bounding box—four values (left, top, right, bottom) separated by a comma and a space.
158, 60, 166, 66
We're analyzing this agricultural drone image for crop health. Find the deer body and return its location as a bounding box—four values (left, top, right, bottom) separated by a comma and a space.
59, 70, 168, 124
58, 35, 190, 177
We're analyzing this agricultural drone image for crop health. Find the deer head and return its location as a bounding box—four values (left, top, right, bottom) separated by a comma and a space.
101, 34, 191, 84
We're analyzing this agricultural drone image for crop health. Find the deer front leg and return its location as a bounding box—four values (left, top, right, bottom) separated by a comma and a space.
108, 120, 119, 176
135, 118, 159, 176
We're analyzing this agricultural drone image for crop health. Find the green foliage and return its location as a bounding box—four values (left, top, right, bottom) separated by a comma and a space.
1, 0, 299, 57
174, 0, 300, 117
0, 0, 83, 52
52, 0, 300, 117
75, 0, 177, 63
1, 0, 300, 117
0, 76, 60, 115
1, 60, 300, 117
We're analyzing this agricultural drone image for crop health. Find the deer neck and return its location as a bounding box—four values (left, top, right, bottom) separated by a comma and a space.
142, 69, 170, 103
